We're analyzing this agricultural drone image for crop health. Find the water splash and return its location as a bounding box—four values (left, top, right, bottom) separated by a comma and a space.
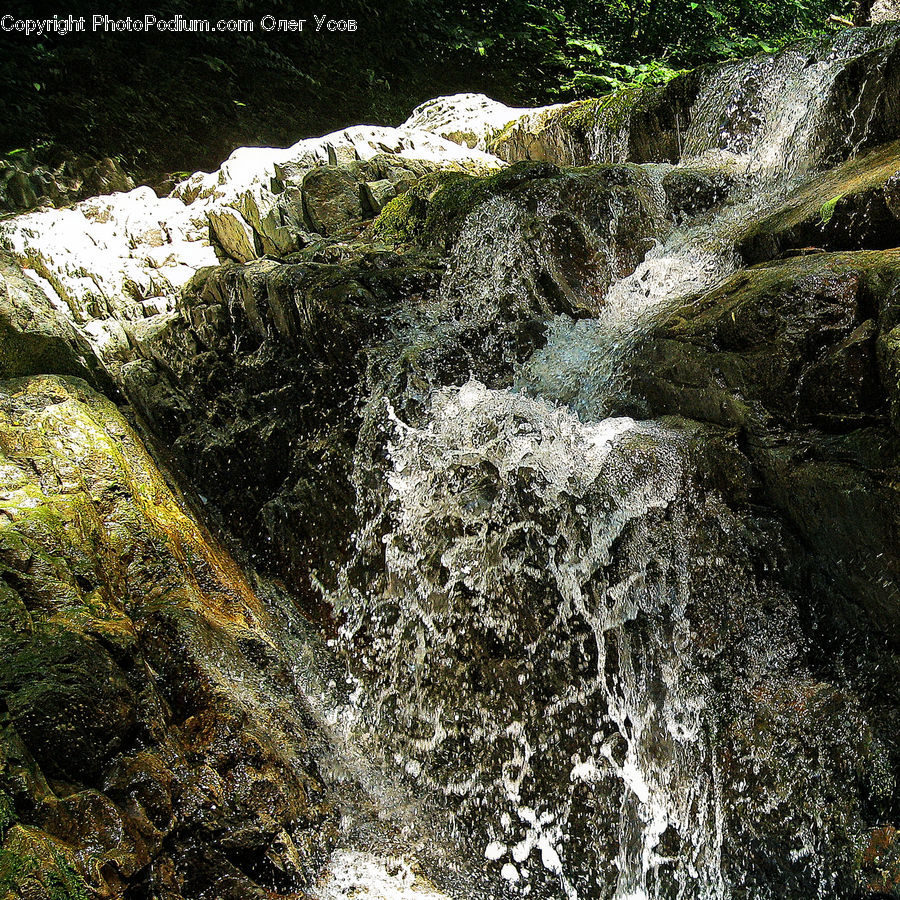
519, 26, 900, 420
333, 27, 899, 900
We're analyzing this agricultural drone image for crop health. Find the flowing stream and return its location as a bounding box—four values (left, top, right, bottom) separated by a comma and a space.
332, 25, 900, 900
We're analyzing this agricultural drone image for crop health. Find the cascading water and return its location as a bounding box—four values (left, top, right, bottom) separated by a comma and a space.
520, 24, 900, 421
331, 27, 900, 900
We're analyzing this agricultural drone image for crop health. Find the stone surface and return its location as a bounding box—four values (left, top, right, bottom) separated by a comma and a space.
623, 250, 900, 637
402, 93, 535, 151
361, 179, 397, 215
0, 126, 503, 376
489, 74, 702, 166
856, 0, 900, 25
3, 46, 900, 898
0, 251, 114, 394
0, 152, 134, 214
663, 164, 740, 220
872, 0, 900, 23
302, 166, 366, 236
119, 248, 442, 610
0, 375, 340, 900
738, 139, 900, 262
120, 161, 670, 609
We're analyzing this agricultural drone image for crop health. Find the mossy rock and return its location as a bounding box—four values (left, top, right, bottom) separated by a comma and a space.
738, 139, 900, 262
0, 624, 135, 783
489, 71, 702, 166
373, 161, 565, 249
0, 375, 339, 898
624, 248, 900, 640
0, 826, 91, 900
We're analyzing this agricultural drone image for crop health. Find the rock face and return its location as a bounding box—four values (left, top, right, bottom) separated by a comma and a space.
0, 152, 134, 214
0, 375, 342, 900
402, 93, 536, 151
0, 251, 114, 393
115, 160, 670, 608
120, 249, 443, 606
4, 24, 900, 900
857, 0, 900, 24
488, 74, 702, 165
0, 125, 501, 380
738, 139, 900, 261
625, 251, 900, 628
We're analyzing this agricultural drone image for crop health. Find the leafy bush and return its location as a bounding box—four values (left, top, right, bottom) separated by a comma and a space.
0, 0, 857, 178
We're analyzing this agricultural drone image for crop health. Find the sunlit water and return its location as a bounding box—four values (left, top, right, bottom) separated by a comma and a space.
333, 26, 900, 900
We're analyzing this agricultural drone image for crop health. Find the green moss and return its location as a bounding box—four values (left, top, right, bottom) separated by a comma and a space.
0, 792, 16, 841
372, 192, 418, 243
45, 849, 90, 900
372, 170, 469, 244
819, 194, 844, 224
0, 842, 90, 900
373, 162, 565, 249
558, 82, 668, 134
0, 846, 30, 894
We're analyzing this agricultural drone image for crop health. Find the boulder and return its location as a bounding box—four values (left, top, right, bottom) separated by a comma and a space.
0, 152, 134, 214
302, 166, 366, 235
0, 375, 340, 900
663, 164, 740, 220
489, 73, 702, 166
0, 250, 114, 393
402, 92, 535, 151
738, 139, 900, 262
623, 249, 900, 636
361, 178, 398, 215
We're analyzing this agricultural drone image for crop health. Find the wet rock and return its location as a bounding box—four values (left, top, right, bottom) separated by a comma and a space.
326, 142, 359, 167
0, 250, 115, 393
119, 160, 671, 611
121, 251, 443, 604
208, 207, 260, 263
859, 826, 900, 893
338, 378, 888, 899
819, 34, 900, 164
3, 32, 900, 899
739, 139, 900, 262
0, 375, 340, 899
489, 73, 702, 166
0, 627, 137, 783
626, 251, 896, 430
871, 0, 900, 22
663, 164, 739, 219
624, 250, 900, 636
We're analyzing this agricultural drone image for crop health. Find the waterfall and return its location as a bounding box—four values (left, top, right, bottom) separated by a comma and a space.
519, 24, 900, 420
328, 24, 900, 900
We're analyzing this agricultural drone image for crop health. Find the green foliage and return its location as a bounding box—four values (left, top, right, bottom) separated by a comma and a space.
0, 0, 857, 178
416, 0, 855, 104
820, 194, 844, 223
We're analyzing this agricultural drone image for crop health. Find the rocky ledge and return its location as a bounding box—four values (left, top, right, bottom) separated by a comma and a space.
2, 24, 900, 900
